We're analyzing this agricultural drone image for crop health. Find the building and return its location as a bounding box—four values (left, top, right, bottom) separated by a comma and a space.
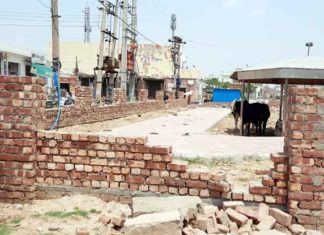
53, 42, 202, 101
137, 44, 202, 101
0, 43, 33, 76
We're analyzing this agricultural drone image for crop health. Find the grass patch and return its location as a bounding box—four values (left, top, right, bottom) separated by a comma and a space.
32, 208, 101, 220
9, 217, 23, 225
0, 224, 11, 235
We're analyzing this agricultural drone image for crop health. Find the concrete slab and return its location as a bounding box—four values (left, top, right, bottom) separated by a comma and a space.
132, 196, 202, 216
105, 107, 284, 159
124, 211, 182, 235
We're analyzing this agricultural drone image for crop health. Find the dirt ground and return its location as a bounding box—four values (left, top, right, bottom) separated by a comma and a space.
0, 195, 124, 235
208, 107, 280, 136
183, 158, 272, 188
60, 107, 188, 133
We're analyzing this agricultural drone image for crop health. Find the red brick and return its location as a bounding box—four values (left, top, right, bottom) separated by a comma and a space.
271, 153, 288, 163
296, 215, 319, 225
146, 161, 166, 170
303, 150, 324, 158
303, 166, 324, 176
302, 184, 324, 192
208, 181, 230, 192
186, 180, 207, 189
299, 201, 321, 209
149, 146, 170, 155
126, 175, 143, 184
262, 176, 275, 187
289, 192, 313, 201
269, 208, 292, 227
225, 208, 248, 226
236, 206, 258, 221
165, 178, 186, 187
167, 161, 188, 172
146, 177, 164, 185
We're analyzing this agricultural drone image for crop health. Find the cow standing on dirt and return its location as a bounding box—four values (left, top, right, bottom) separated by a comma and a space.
231, 100, 270, 136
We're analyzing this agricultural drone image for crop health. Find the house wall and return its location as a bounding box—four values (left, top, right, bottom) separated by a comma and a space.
0, 52, 28, 76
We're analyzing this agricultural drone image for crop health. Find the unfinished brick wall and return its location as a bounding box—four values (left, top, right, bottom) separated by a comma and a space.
74, 86, 92, 106
113, 88, 127, 104
286, 87, 324, 231
156, 91, 163, 101
35, 131, 230, 199
0, 76, 46, 202
45, 97, 187, 129
137, 89, 148, 102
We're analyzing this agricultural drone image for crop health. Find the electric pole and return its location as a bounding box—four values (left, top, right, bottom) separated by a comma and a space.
128, 0, 137, 101
110, 0, 119, 65
95, 0, 107, 102
169, 13, 185, 99
83, 6, 92, 43
120, 0, 128, 91
305, 42, 313, 56
51, 0, 60, 87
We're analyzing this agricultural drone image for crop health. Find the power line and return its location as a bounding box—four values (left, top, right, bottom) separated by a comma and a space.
37, 0, 50, 9
0, 23, 96, 28
0, 16, 99, 23
98, 1, 159, 45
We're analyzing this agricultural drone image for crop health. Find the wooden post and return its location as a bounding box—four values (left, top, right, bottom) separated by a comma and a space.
279, 83, 283, 120
240, 80, 245, 136
247, 82, 250, 101
283, 79, 288, 135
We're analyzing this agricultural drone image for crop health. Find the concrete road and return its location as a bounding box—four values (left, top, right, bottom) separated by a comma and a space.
106, 107, 284, 159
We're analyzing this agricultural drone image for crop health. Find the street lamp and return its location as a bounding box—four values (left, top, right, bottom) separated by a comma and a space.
305, 42, 313, 56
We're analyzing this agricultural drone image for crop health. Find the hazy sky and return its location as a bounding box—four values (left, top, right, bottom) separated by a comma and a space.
1, 0, 324, 76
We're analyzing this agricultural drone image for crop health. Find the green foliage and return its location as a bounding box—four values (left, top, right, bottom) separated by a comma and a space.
204, 77, 230, 89
9, 217, 23, 225
0, 224, 11, 235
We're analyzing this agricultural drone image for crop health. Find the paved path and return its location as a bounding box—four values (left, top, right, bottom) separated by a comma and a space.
105, 107, 284, 159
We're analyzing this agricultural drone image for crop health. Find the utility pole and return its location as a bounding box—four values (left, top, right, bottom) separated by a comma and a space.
51, 0, 60, 87
95, 0, 107, 102
169, 13, 185, 99
83, 6, 92, 43
110, 0, 119, 65
120, 0, 128, 91
305, 42, 313, 56
128, 0, 137, 101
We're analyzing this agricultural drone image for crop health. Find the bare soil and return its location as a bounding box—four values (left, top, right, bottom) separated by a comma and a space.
208, 107, 280, 136
184, 158, 272, 188
0, 195, 120, 235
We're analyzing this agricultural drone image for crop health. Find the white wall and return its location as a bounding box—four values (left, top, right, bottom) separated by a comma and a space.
0, 52, 29, 76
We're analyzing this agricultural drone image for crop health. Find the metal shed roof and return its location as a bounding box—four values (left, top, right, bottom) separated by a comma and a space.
230, 57, 324, 85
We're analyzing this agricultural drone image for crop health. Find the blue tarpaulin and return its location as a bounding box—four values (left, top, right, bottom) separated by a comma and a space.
212, 88, 241, 102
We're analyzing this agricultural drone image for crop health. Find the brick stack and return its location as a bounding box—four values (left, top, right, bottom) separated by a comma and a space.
155, 91, 164, 101
137, 89, 148, 102
0, 76, 46, 202
74, 86, 93, 106
112, 88, 127, 104
248, 152, 288, 205
35, 131, 229, 198
286, 87, 324, 231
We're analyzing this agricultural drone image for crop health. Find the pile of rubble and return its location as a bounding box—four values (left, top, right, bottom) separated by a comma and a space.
96, 196, 314, 235
182, 201, 305, 235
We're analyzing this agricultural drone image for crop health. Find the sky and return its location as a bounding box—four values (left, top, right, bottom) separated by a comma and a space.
1, 0, 324, 76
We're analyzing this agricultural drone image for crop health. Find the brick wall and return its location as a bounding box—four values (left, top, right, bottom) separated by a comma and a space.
286, 87, 324, 231
45, 96, 187, 129
113, 88, 127, 104
137, 89, 148, 102
35, 131, 230, 199
156, 91, 163, 101
0, 76, 46, 203
74, 86, 92, 106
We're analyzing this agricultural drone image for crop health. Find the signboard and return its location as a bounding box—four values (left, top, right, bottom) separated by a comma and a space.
31, 63, 52, 79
